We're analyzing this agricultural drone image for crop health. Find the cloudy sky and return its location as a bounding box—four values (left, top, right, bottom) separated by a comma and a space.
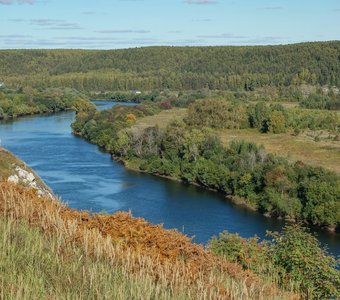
0, 0, 339, 49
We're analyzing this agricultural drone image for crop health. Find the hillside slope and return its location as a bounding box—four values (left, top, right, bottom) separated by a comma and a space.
0, 147, 52, 196
0, 182, 296, 299
0, 42, 339, 91
0, 147, 298, 299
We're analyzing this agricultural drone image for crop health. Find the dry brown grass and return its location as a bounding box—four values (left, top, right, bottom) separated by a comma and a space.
0, 147, 52, 191
132, 108, 187, 130
0, 147, 28, 180
217, 128, 340, 173
0, 182, 298, 299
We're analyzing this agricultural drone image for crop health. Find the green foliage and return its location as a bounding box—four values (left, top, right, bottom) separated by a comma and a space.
300, 92, 340, 110
268, 225, 340, 298
185, 99, 340, 134
209, 232, 268, 272
72, 97, 96, 113
267, 111, 287, 133
185, 99, 249, 129
0, 87, 91, 119
209, 225, 340, 299
248, 102, 270, 129
1, 42, 340, 91
74, 104, 340, 230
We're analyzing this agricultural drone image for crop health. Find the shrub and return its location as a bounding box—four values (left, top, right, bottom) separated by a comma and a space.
268, 225, 340, 299
209, 224, 340, 299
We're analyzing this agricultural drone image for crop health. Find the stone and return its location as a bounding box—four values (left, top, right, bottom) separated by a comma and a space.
8, 175, 19, 184
26, 172, 35, 182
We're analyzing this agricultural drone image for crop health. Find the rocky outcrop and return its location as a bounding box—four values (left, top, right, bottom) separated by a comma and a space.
7, 165, 53, 198
1, 147, 54, 198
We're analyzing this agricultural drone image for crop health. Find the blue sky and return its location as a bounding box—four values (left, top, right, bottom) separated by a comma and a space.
0, 0, 339, 49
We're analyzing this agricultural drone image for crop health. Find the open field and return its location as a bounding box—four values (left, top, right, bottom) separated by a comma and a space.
217, 129, 340, 173
132, 108, 187, 130
131, 108, 340, 173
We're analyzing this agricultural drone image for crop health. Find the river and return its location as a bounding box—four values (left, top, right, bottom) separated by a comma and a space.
0, 101, 339, 257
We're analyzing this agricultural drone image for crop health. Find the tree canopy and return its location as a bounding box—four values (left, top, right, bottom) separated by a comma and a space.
1, 42, 339, 91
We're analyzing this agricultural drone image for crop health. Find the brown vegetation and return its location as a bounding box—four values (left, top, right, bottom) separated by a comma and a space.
0, 182, 297, 299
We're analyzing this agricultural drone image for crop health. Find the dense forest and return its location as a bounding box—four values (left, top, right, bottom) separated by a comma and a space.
72, 102, 340, 232
1, 42, 340, 91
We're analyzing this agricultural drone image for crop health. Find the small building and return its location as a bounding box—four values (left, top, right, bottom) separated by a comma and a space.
131, 89, 142, 95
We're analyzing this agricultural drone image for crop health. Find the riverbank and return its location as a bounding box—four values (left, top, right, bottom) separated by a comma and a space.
0, 147, 53, 197
0, 148, 297, 299
118, 155, 338, 234
0, 87, 92, 121
1, 147, 339, 299
72, 101, 340, 234
0, 107, 74, 122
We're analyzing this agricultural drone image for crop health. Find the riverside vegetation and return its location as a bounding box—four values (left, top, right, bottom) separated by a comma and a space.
0, 151, 339, 299
0, 87, 92, 120
72, 99, 340, 233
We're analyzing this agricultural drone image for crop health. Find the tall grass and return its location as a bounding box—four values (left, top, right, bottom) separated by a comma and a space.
0, 182, 297, 299
0, 217, 186, 300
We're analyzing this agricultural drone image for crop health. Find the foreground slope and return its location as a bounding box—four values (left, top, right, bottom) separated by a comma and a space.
0, 147, 296, 299
0, 182, 297, 299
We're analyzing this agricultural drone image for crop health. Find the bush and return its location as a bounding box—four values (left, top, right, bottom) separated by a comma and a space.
268, 225, 340, 299
209, 224, 340, 299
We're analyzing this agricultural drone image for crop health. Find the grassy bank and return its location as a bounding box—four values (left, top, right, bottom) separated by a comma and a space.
1, 218, 180, 299
0, 182, 296, 299
0, 147, 51, 193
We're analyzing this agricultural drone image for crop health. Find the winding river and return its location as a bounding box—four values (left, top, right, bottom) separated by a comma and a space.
1, 101, 339, 257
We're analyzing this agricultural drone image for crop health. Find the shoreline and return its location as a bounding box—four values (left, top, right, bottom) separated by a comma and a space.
0, 107, 74, 122
111, 154, 339, 235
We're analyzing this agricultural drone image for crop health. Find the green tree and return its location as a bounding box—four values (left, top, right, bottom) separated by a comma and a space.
267, 111, 286, 133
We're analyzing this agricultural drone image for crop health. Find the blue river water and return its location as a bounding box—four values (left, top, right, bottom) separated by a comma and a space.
0, 101, 339, 257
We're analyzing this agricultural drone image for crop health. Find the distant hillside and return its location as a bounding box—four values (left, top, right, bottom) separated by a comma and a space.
0, 41, 339, 91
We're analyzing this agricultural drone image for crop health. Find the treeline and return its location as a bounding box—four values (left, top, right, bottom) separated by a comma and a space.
0, 87, 92, 119
1, 41, 340, 91
186, 99, 340, 134
300, 91, 340, 110
72, 103, 340, 232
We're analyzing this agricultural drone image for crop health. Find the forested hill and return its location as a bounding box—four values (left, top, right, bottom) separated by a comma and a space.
1, 41, 339, 91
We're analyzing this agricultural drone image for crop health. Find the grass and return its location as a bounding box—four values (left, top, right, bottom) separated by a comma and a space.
0, 147, 51, 192
0, 182, 297, 299
0, 147, 28, 180
1, 218, 173, 300
217, 128, 340, 173
131, 108, 340, 174
132, 108, 187, 130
